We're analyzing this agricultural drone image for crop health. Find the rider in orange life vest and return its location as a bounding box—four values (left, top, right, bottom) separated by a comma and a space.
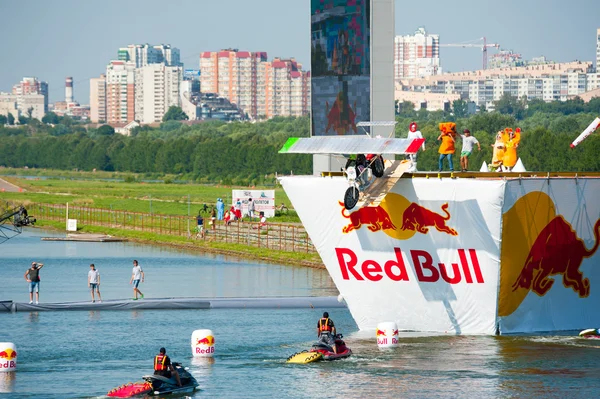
154, 347, 182, 386
316, 312, 337, 354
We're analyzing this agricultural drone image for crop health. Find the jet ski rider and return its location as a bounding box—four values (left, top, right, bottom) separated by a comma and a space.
317, 312, 337, 354
154, 347, 182, 387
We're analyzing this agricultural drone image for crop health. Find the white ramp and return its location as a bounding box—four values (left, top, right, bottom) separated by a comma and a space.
512, 158, 526, 172
480, 161, 488, 172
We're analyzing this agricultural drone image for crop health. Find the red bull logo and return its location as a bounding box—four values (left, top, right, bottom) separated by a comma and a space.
339, 194, 458, 240
499, 191, 600, 317
196, 336, 215, 346
336, 247, 484, 284
512, 216, 600, 298
375, 329, 386, 337
0, 348, 16, 369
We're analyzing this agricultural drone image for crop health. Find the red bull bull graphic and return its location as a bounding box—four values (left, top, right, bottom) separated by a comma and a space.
195, 335, 215, 355
375, 329, 386, 337
0, 348, 17, 370
511, 216, 600, 298
196, 336, 215, 346
340, 193, 458, 240
335, 247, 484, 284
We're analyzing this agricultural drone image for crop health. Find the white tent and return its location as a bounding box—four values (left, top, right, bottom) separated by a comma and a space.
512, 158, 526, 172
480, 161, 488, 172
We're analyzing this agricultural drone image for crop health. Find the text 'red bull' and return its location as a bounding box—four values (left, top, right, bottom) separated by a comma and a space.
335, 247, 484, 284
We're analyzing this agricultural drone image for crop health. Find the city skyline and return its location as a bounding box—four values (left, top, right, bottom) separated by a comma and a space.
0, 0, 598, 103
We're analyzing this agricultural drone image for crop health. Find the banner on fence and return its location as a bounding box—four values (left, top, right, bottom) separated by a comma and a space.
66, 219, 77, 232
231, 190, 275, 218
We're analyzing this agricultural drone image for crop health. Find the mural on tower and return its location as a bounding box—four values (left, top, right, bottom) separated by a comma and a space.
311, 0, 371, 136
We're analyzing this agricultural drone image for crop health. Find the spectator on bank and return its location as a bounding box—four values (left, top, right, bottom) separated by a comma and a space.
248, 198, 255, 220
195, 214, 205, 238
216, 198, 224, 220
210, 208, 216, 230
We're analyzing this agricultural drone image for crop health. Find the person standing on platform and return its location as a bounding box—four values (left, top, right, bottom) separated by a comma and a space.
459, 129, 481, 172
437, 122, 456, 172
88, 263, 102, 303
406, 122, 426, 172
129, 259, 145, 300
24, 261, 44, 304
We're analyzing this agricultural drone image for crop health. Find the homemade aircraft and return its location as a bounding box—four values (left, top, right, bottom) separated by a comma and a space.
279, 121, 425, 210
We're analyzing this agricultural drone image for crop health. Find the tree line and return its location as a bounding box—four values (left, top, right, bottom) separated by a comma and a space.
2, 96, 600, 180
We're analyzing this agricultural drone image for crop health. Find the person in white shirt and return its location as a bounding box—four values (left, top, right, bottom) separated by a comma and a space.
129, 259, 145, 300
406, 122, 426, 172
459, 129, 481, 172
88, 263, 102, 303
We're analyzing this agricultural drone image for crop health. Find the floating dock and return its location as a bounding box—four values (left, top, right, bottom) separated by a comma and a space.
41, 233, 127, 242
0, 296, 345, 313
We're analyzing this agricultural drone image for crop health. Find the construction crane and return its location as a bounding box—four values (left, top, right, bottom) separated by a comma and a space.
440, 37, 500, 70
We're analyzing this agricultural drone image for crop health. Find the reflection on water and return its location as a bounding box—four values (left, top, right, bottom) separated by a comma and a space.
0, 372, 16, 394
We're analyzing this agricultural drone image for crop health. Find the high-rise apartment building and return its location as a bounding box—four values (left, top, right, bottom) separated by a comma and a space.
90, 74, 106, 123
394, 27, 441, 81
105, 61, 136, 124
134, 64, 183, 123
596, 28, 600, 72
118, 44, 181, 68
200, 50, 310, 119
10, 77, 48, 119
201, 50, 267, 118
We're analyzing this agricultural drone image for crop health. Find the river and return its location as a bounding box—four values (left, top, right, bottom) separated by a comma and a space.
1, 229, 599, 398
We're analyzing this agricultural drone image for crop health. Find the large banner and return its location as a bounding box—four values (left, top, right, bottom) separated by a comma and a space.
231, 190, 275, 218
311, 0, 370, 136
281, 176, 504, 334
498, 179, 600, 333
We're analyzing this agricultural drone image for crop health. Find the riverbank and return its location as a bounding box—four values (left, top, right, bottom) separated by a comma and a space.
34, 219, 325, 269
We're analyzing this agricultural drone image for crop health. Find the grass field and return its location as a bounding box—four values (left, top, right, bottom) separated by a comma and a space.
0, 169, 299, 222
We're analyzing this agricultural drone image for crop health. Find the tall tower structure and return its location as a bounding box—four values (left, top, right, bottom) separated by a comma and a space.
65, 77, 74, 104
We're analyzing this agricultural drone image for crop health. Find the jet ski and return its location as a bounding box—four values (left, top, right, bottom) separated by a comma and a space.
579, 328, 600, 339
107, 362, 199, 397
287, 334, 352, 364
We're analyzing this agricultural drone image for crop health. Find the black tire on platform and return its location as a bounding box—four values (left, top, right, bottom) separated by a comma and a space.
344, 186, 359, 210
371, 156, 384, 177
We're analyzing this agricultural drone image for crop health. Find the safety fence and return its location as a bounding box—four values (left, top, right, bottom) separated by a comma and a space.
28, 203, 316, 253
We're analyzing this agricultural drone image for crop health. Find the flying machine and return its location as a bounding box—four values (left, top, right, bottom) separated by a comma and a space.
279, 121, 425, 209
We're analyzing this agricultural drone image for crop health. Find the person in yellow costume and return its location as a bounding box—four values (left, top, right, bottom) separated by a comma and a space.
502, 128, 520, 171
437, 122, 456, 171
490, 130, 508, 172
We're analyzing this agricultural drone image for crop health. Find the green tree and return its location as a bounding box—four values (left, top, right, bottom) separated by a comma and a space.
97, 124, 115, 135
0, 115, 6, 125
42, 112, 60, 124
162, 106, 189, 122
452, 100, 468, 118
7, 113, 15, 125
18, 115, 28, 125
396, 101, 416, 118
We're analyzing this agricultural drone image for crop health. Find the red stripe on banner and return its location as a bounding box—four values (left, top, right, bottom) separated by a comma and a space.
405, 138, 425, 153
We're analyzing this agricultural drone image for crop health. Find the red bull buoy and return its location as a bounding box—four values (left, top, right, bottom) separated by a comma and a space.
0, 343, 17, 372
376, 322, 399, 348
191, 329, 215, 358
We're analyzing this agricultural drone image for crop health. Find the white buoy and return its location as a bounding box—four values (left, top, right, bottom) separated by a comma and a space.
0, 343, 17, 372
376, 322, 399, 348
512, 158, 526, 172
337, 294, 344, 303
191, 329, 215, 357
479, 161, 488, 172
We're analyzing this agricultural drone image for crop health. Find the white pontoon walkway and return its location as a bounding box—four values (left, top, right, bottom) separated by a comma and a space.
0, 296, 345, 313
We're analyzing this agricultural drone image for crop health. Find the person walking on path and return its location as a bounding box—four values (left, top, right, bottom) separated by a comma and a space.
88, 263, 102, 303
24, 261, 44, 304
129, 260, 145, 300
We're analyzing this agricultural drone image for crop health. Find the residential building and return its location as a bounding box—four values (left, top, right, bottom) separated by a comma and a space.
134, 64, 183, 123
10, 77, 48, 119
105, 61, 136, 124
597, 28, 600, 72
488, 50, 525, 70
394, 27, 441, 81
0, 94, 19, 119
399, 62, 594, 108
90, 74, 107, 123
200, 49, 310, 119
395, 90, 460, 112
118, 44, 181, 67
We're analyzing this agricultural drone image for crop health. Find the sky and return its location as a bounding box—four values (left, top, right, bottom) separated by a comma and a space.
0, 0, 598, 103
